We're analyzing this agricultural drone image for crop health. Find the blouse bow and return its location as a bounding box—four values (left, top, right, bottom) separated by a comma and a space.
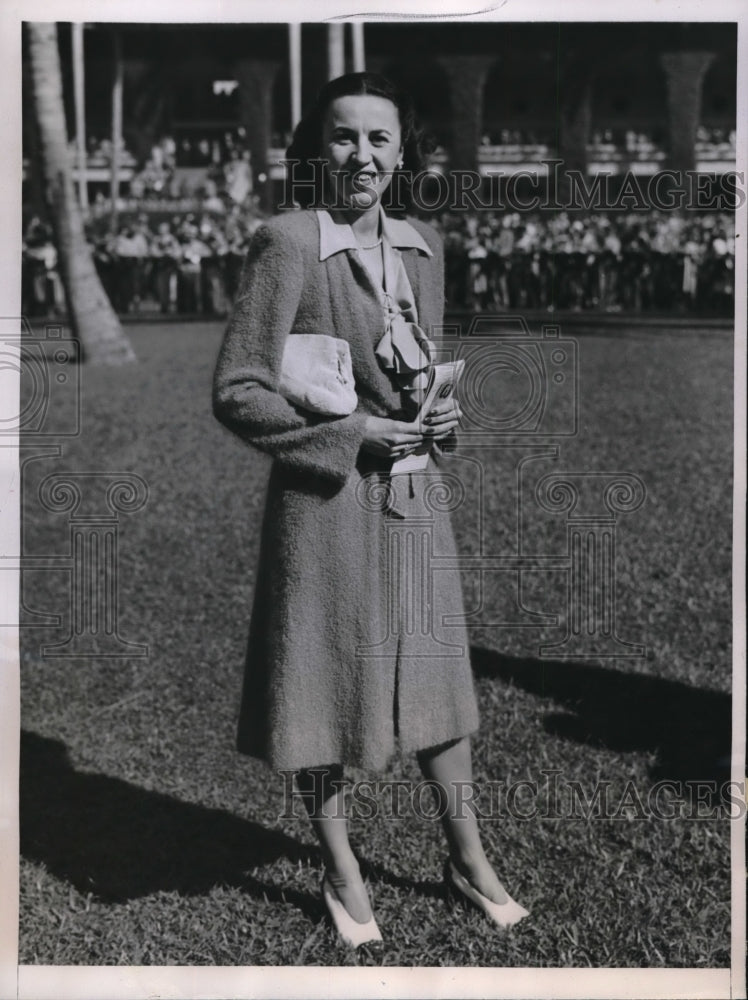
373, 240, 435, 415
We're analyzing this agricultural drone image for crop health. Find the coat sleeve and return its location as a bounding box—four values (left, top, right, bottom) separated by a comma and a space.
212, 221, 368, 487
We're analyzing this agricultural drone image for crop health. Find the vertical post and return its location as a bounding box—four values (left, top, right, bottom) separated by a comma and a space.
288, 23, 302, 131
659, 51, 715, 174
437, 55, 494, 175
351, 22, 365, 72
327, 23, 345, 81
71, 23, 88, 211
110, 27, 123, 234
234, 59, 279, 214
557, 58, 593, 193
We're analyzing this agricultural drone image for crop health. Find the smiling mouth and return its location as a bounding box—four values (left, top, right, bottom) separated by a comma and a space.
352, 172, 379, 188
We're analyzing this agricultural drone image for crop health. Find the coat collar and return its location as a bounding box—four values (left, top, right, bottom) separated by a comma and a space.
316, 206, 433, 261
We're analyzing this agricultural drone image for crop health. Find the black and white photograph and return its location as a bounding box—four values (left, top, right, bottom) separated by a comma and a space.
0, 1, 745, 997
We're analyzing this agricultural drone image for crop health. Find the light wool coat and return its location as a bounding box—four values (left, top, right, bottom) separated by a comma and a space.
212, 208, 479, 772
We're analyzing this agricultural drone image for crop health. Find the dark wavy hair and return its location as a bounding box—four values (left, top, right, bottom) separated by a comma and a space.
284, 72, 434, 216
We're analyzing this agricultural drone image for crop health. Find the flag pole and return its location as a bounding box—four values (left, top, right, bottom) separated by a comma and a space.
288, 23, 302, 131
71, 23, 88, 211
351, 22, 365, 72
327, 23, 345, 80
109, 27, 123, 234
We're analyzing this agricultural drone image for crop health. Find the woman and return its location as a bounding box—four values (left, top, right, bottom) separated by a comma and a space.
212, 72, 528, 950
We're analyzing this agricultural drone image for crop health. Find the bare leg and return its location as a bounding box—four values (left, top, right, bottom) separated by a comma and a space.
417, 736, 509, 904
296, 765, 373, 923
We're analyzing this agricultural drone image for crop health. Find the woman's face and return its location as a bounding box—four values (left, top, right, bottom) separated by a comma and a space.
321, 94, 403, 212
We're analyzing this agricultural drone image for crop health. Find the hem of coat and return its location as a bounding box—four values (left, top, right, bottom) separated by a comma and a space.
235, 722, 481, 775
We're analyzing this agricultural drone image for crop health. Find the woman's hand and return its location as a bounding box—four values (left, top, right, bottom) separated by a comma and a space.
361, 416, 426, 458
419, 399, 462, 440
362, 400, 462, 458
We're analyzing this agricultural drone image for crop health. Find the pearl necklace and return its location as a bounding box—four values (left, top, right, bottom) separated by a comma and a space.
356, 237, 382, 250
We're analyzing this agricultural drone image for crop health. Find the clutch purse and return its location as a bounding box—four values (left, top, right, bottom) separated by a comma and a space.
279, 334, 358, 417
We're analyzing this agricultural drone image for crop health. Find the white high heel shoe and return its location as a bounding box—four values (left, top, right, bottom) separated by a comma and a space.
321, 875, 383, 949
446, 859, 529, 929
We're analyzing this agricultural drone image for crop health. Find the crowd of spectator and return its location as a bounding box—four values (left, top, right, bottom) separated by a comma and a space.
127, 132, 254, 202
22, 205, 735, 319
75, 135, 138, 167
434, 209, 735, 313
64, 131, 255, 204
88, 205, 267, 316
80, 125, 736, 164
23, 127, 267, 318
22, 203, 268, 319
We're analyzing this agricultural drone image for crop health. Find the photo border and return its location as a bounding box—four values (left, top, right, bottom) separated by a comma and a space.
1, 1, 745, 998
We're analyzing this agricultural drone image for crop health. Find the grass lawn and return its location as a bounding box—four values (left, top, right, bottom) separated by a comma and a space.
18, 319, 734, 967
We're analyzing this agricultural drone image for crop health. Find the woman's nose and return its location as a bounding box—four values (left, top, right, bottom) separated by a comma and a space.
351, 137, 373, 164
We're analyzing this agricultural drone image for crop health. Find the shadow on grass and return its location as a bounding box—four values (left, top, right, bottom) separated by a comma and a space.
20, 731, 443, 908
20, 730, 326, 910
22, 656, 729, 908
471, 647, 731, 784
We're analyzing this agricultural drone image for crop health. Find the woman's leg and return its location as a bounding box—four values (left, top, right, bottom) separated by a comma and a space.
296, 765, 373, 922
417, 736, 510, 904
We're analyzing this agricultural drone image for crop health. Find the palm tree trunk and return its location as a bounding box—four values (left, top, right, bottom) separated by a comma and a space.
27, 21, 136, 365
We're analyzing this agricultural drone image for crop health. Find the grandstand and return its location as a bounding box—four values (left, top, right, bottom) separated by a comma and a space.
21, 21, 738, 318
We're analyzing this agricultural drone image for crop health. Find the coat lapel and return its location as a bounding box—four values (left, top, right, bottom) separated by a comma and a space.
401, 249, 426, 328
